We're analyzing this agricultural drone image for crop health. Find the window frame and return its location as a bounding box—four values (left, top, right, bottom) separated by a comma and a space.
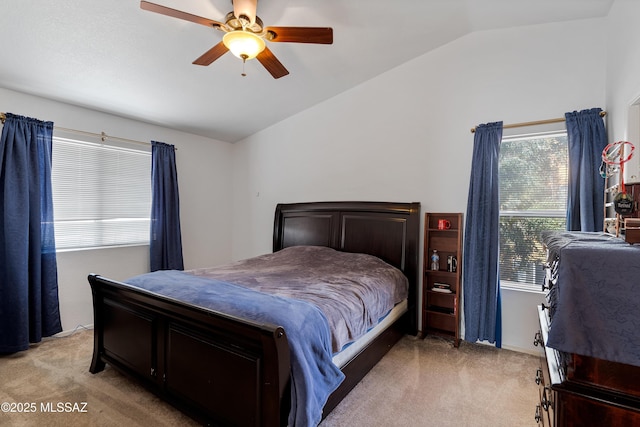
498, 130, 568, 293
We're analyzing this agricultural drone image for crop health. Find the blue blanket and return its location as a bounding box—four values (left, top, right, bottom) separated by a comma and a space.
542, 232, 640, 367
125, 270, 345, 427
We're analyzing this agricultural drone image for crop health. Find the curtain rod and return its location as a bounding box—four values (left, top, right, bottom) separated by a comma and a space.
0, 112, 173, 150
470, 111, 607, 133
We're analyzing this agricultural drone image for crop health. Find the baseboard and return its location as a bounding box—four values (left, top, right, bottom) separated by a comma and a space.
472, 339, 539, 357
54, 324, 94, 338
501, 344, 538, 356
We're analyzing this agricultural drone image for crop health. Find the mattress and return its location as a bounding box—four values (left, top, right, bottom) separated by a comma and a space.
332, 299, 407, 368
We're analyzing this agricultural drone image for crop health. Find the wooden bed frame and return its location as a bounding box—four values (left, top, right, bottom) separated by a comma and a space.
88, 201, 420, 426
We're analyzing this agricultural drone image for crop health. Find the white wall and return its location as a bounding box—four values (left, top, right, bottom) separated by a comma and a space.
232, 18, 606, 353
605, 0, 640, 142
1, 87, 234, 331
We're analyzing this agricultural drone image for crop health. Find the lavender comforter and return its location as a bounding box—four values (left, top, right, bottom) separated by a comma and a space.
188, 245, 409, 353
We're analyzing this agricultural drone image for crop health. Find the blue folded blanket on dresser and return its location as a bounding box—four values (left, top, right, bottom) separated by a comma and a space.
542, 231, 640, 368
126, 270, 345, 427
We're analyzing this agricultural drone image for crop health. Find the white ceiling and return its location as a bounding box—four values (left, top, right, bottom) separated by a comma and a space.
0, 0, 613, 143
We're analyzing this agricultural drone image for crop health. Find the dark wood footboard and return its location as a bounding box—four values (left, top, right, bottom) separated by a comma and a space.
89, 274, 291, 426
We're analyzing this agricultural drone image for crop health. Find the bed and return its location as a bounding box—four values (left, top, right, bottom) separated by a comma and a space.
88, 201, 420, 426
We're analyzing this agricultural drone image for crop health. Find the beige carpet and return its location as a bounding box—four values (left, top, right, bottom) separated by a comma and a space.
0, 328, 198, 427
321, 336, 539, 427
0, 329, 539, 426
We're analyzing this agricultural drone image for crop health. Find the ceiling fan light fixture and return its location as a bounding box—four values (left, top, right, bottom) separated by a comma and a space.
223, 30, 265, 60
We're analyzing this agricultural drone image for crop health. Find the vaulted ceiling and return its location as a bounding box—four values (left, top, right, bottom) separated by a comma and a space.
0, 0, 613, 142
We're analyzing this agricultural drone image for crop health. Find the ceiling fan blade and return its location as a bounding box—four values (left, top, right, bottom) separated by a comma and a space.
193, 42, 229, 66
232, 0, 257, 24
257, 47, 289, 79
265, 27, 333, 44
140, 1, 223, 28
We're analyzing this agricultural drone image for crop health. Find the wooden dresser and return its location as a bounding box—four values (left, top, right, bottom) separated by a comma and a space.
535, 305, 640, 426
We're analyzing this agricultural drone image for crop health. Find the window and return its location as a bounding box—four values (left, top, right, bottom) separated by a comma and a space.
51, 137, 151, 250
499, 131, 568, 291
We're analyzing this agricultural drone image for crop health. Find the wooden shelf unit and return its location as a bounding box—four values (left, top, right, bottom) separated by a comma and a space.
422, 212, 462, 347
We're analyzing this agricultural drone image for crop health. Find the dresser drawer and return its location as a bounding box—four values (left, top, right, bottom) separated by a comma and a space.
536, 305, 640, 426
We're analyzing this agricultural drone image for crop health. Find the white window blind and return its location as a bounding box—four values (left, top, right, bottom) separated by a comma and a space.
51, 137, 151, 250
499, 132, 568, 291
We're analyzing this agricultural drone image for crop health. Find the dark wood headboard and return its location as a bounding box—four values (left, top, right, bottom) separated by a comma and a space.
273, 201, 420, 334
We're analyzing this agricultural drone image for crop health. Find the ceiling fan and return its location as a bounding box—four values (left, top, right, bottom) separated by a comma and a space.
140, 0, 333, 79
